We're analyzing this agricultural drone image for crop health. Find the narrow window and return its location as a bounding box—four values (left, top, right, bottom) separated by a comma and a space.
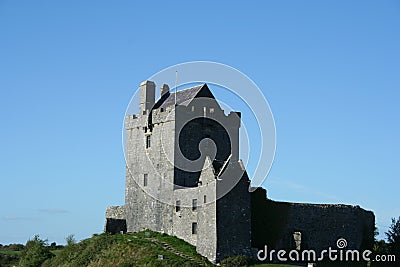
191, 106, 195, 112
143, 173, 148, 186
146, 135, 151, 148
203, 195, 207, 203
143, 110, 147, 115
176, 200, 181, 212
192, 199, 197, 211
293, 231, 302, 251
192, 222, 197, 234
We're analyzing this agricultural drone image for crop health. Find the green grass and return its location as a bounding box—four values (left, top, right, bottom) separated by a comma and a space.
1, 233, 305, 267
50, 249, 64, 256
41, 231, 213, 267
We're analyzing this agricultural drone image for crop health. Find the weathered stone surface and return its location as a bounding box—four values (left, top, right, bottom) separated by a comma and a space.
105, 205, 125, 220
105, 206, 127, 234
105, 80, 375, 263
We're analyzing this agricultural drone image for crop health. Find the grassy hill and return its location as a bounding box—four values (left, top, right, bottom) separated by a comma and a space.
42, 231, 213, 267
1, 231, 301, 267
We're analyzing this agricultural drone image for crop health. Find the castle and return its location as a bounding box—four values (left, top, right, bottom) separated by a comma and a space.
105, 80, 375, 263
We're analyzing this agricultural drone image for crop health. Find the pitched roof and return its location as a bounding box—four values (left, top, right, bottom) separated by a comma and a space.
153, 84, 213, 110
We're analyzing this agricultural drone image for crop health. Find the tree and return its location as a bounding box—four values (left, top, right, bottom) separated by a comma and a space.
49, 242, 57, 250
19, 235, 54, 267
385, 216, 400, 257
374, 225, 379, 242
373, 239, 388, 255
65, 234, 76, 246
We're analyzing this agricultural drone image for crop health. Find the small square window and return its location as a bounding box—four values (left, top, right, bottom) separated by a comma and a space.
192, 199, 197, 211
143, 173, 148, 186
176, 200, 181, 212
192, 222, 197, 234
210, 108, 214, 113
146, 135, 151, 148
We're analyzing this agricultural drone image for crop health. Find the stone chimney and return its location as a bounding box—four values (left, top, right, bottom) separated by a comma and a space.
139, 80, 155, 115
160, 83, 170, 97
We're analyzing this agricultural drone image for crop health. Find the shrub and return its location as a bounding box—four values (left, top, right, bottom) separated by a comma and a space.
3, 243, 25, 251
19, 235, 54, 267
65, 234, 76, 246
0, 253, 20, 266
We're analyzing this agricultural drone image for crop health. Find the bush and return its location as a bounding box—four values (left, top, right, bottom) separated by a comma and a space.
19, 235, 54, 267
65, 234, 76, 246
3, 243, 25, 251
0, 253, 20, 266
220, 255, 255, 267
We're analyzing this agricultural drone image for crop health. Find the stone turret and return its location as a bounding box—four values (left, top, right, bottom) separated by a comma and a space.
160, 83, 170, 97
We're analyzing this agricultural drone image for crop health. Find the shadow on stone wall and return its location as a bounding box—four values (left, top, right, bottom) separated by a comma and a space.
251, 188, 375, 253
251, 188, 291, 249
105, 218, 127, 234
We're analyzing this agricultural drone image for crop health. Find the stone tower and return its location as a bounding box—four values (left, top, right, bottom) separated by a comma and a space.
105, 81, 252, 262
105, 80, 375, 264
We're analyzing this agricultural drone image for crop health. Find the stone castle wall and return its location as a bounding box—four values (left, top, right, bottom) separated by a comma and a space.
124, 109, 175, 235
251, 188, 375, 253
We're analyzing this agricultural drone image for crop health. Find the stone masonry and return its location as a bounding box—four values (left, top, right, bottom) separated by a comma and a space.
105, 80, 375, 263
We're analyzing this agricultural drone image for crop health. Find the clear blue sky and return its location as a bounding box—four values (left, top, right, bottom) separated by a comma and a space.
0, 1, 399, 244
